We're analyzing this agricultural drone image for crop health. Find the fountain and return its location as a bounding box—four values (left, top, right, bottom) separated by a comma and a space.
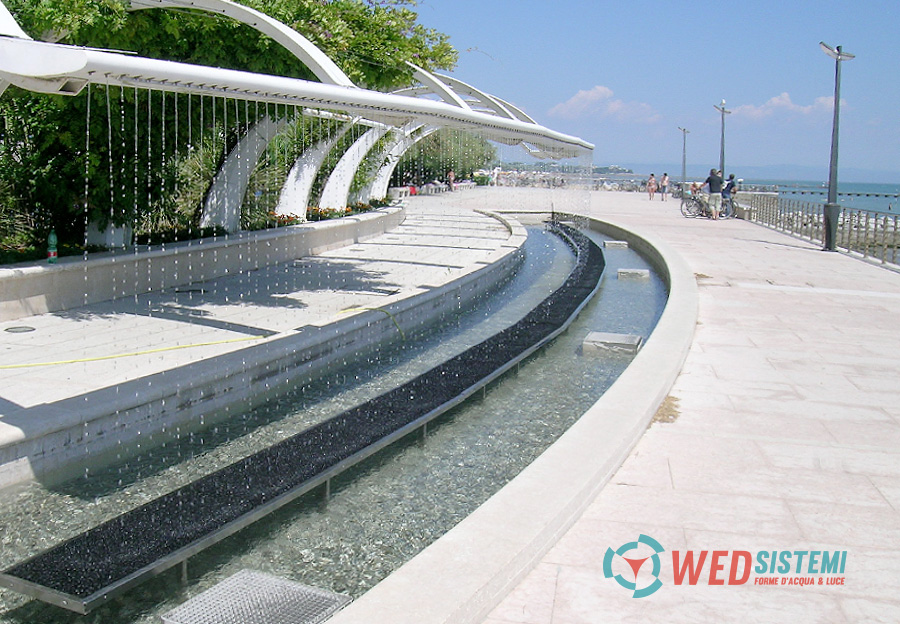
0, 2, 675, 621
0, 219, 667, 622
0, 222, 603, 613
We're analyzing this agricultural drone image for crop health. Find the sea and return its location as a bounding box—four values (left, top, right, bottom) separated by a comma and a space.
738, 179, 900, 215
593, 172, 900, 215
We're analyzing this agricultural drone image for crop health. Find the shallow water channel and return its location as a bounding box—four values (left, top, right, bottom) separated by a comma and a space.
0, 221, 666, 623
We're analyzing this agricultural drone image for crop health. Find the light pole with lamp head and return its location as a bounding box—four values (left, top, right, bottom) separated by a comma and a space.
678, 126, 689, 201
713, 99, 731, 177
820, 41, 855, 251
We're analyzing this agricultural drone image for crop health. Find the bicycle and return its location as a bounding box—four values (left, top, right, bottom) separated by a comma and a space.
720, 195, 736, 219
681, 192, 741, 219
719, 179, 742, 218
680, 193, 707, 218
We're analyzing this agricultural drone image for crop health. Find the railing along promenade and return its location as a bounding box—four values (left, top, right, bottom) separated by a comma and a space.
746, 193, 900, 267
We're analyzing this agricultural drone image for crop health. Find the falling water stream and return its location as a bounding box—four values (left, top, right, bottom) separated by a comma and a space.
0, 223, 666, 623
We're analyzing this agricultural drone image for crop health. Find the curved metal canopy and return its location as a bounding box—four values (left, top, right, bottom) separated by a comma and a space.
404, 62, 471, 111
0, 1, 30, 39
390, 64, 565, 157
0, 0, 593, 158
128, 0, 355, 87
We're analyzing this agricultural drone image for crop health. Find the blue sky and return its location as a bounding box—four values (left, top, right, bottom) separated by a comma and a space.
416, 0, 900, 181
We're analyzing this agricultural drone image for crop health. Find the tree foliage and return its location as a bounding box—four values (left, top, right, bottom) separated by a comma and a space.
391, 128, 497, 187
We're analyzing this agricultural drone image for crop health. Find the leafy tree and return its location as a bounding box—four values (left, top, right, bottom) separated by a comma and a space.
0, 90, 91, 246
241, 113, 346, 230
392, 128, 496, 187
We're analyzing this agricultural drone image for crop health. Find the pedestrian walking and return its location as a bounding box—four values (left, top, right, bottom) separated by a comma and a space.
647, 174, 658, 200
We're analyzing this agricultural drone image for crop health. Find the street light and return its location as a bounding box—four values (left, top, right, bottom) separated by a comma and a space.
713, 99, 731, 177
820, 41, 855, 251
678, 126, 689, 195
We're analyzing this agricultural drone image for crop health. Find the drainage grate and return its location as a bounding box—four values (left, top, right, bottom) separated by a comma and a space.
160, 570, 350, 624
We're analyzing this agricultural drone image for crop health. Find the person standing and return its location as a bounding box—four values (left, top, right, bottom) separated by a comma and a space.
659, 173, 670, 201
447, 169, 455, 191
703, 168, 724, 219
646, 173, 658, 200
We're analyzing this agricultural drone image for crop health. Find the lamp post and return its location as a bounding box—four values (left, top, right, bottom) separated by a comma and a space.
820, 42, 855, 251
678, 126, 689, 199
713, 99, 731, 177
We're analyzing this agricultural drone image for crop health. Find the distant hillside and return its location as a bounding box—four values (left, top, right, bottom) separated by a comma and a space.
501, 162, 633, 175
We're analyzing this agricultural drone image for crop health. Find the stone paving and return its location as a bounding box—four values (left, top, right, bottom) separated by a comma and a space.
479, 188, 900, 623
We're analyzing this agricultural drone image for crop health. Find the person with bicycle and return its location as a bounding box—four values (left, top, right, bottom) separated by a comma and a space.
722, 174, 738, 218
703, 168, 724, 220
680, 182, 708, 218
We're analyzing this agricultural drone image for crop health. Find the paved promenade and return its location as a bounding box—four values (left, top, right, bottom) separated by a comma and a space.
481, 189, 900, 623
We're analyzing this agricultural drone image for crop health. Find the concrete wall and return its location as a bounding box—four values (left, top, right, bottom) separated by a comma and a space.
0, 207, 405, 323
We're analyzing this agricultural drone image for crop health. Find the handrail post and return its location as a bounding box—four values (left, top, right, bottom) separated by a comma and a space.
863, 212, 871, 258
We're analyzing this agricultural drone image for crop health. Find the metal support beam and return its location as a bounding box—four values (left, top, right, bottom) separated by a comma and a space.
128, 0, 354, 87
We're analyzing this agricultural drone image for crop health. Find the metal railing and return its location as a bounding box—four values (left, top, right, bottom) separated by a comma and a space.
746, 194, 900, 267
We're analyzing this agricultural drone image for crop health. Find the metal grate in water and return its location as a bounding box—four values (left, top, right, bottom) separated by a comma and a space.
160, 570, 350, 624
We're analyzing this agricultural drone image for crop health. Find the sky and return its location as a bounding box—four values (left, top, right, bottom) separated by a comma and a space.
414, 0, 900, 182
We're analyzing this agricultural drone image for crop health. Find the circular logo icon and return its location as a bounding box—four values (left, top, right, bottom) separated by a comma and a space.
603, 534, 665, 598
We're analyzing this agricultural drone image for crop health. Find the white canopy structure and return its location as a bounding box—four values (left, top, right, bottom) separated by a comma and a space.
0, 0, 593, 229
128, 0, 356, 88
